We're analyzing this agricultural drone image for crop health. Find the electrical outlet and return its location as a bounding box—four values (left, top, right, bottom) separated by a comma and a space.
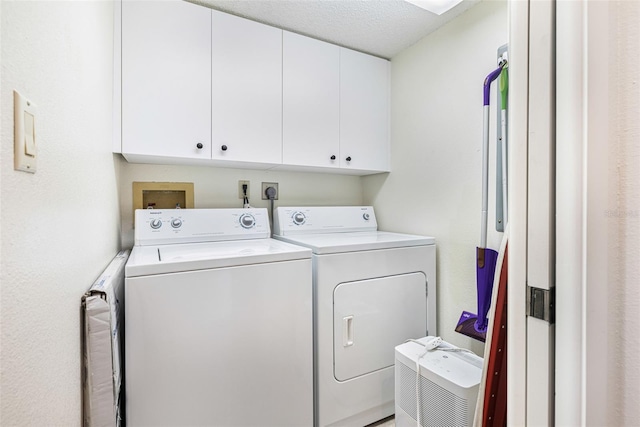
238, 180, 250, 199
261, 182, 279, 200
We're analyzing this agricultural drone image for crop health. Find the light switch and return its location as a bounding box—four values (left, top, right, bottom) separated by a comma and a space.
14, 90, 37, 173
24, 111, 36, 156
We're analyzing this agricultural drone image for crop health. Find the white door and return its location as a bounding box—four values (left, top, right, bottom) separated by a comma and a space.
509, 0, 557, 425
339, 48, 390, 172
211, 11, 282, 165
333, 273, 427, 381
282, 31, 340, 168
525, 0, 555, 424
121, 0, 211, 160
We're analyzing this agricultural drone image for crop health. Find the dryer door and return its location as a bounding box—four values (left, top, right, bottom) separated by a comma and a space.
333, 272, 427, 381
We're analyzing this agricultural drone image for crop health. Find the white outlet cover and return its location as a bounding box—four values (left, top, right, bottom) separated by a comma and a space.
14, 90, 37, 173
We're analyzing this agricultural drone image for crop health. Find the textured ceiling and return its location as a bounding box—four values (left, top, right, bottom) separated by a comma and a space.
189, 0, 481, 59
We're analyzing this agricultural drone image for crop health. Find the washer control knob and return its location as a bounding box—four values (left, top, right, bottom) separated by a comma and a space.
363, 213, 370, 221
171, 218, 182, 228
239, 213, 255, 229
150, 218, 162, 229
292, 212, 306, 225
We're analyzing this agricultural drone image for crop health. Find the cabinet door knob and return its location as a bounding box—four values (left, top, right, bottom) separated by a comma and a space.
346, 156, 352, 162
330, 155, 336, 160
196, 143, 203, 149
221, 145, 228, 151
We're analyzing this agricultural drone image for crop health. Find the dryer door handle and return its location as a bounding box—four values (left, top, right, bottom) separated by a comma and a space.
343, 316, 354, 347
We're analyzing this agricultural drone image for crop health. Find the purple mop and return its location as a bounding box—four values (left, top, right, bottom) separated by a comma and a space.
455, 65, 503, 342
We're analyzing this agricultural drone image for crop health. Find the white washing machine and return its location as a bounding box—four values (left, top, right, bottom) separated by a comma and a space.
273, 206, 437, 427
125, 208, 313, 427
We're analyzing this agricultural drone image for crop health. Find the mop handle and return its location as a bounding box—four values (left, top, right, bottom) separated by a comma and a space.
500, 66, 509, 226
481, 106, 491, 248
481, 66, 504, 247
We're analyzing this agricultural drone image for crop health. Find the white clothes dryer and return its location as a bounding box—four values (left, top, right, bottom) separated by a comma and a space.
125, 208, 313, 427
273, 206, 437, 427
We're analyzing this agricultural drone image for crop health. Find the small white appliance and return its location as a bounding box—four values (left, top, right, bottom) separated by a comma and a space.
273, 206, 437, 427
394, 337, 483, 427
125, 208, 313, 426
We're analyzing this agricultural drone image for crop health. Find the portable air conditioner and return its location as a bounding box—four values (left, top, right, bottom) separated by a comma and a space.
395, 337, 483, 427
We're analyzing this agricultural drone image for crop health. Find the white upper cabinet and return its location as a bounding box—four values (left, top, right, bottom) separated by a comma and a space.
282, 32, 340, 168
121, 0, 212, 160
117, 2, 389, 175
340, 48, 390, 172
211, 11, 282, 165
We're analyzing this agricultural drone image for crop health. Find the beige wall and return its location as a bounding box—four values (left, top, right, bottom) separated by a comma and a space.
0, 2, 363, 423
0, 2, 120, 425
363, 0, 508, 353
118, 161, 363, 247
556, 1, 639, 424
606, 0, 639, 422
3, 0, 636, 425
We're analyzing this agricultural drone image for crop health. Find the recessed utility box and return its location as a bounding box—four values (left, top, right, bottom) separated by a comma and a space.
132, 182, 194, 221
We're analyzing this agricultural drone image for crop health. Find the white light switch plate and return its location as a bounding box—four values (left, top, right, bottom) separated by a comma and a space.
14, 90, 37, 173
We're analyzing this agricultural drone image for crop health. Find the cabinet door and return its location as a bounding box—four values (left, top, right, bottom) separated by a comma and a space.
122, 0, 211, 160
282, 32, 340, 168
340, 48, 390, 172
212, 11, 282, 165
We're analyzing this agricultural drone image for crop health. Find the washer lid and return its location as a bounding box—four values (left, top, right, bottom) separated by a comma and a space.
125, 238, 311, 277
274, 231, 435, 254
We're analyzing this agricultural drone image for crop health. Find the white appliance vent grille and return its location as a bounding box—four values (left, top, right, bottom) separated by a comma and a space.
397, 361, 470, 426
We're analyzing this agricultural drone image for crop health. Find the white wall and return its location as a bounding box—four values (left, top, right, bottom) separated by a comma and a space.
0, 2, 120, 425
555, 1, 639, 424
118, 162, 363, 247
604, 0, 639, 422
0, 3, 363, 424
362, 0, 507, 353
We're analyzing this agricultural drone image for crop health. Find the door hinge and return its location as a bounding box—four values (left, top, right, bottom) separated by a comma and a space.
526, 286, 555, 324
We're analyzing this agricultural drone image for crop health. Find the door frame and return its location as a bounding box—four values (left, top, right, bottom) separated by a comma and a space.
508, 0, 556, 424
508, 0, 611, 424
555, 0, 611, 425
506, 0, 529, 423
